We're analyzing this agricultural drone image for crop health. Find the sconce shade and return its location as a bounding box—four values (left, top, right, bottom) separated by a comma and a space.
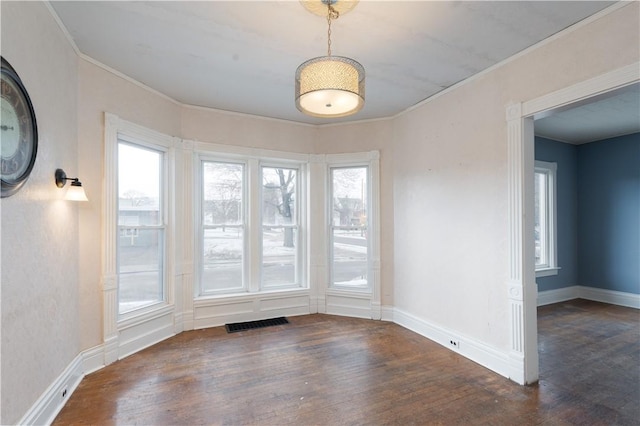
55, 168, 88, 202
295, 56, 365, 118
65, 181, 88, 202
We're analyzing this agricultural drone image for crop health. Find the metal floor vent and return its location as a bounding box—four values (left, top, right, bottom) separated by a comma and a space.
225, 317, 289, 333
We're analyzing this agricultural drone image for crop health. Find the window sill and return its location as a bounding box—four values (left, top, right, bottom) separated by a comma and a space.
195, 287, 309, 304
536, 267, 560, 278
118, 303, 173, 329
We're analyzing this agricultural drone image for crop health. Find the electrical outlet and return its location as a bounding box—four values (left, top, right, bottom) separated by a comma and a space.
449, 339, 460, 349
62, 388, 67, 398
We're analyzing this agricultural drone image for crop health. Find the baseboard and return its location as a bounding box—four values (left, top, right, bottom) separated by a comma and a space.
392, 307, 510, 380
537, 286, 579, 306
118, 324, 175, 360
82, 344, 106, 375
578, 286, 640, 309
537, 285, 640, 309
18, 354, 84, 426
380, 305, 394, 321
325, 290, 375, 319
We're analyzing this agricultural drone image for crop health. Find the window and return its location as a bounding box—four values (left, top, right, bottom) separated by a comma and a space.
330, 166, 369, 289
117, 140, 167, 314
534, 160, 558, 277
261, 166, 300, 288
197, 156, 305, 295
201, 161, 245, 293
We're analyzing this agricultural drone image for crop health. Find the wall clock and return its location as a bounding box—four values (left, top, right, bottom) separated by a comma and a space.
1, 56, 38, 198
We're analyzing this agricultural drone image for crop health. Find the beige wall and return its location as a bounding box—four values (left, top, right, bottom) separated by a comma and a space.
182, 106, 317, 154
1, 2, 79, 423
392, 2, 639, 349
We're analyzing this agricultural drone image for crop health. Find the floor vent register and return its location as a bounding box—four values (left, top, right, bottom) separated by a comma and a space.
225, 317, 289, 333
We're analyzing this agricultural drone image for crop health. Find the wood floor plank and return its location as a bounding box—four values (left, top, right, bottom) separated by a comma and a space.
53, 301, 639, 425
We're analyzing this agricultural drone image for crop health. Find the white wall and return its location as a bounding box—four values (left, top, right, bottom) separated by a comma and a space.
0, 2, 79, 424
392, 2, 639, 351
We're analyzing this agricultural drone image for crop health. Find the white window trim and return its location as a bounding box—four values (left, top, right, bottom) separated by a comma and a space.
534, 160, 559, 278
323, 151, 381, 319
103, 113, 178, 363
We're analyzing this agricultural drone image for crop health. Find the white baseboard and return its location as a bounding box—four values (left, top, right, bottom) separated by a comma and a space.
538, 285, 640, 309
392, 307, 510, 380
20, 344, 107, 425
537, 286, 579, 306
82, 345, 106, 375
380, 305, 394, 321
578, 286, 640, 309
18, 354, 84, 426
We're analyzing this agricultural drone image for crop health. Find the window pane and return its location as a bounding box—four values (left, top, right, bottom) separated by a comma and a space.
118, 143, 162, 226
203, 162, 244, 226
331, 166, 368, 288
202, 227, 244, 292
332, 228, 368, 287
117, 142, 164, 314
535, 171, 548, 266
332, 167, 367, 227
262, 167, 296, 226
118, 229, 164, 314
262, 227, 297, 287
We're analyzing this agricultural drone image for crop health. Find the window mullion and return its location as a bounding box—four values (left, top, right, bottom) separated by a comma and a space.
248, 158, 261, 292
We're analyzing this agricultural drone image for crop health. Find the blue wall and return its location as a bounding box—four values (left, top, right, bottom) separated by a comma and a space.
535, 137, 578, 292
577, 133, 640, 294
535, 133, 640, 295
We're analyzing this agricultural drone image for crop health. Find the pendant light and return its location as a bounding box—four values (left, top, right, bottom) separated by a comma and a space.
295, 0, 365, 118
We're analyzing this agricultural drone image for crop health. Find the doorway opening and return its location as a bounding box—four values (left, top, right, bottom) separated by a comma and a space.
506, 63, 638, 385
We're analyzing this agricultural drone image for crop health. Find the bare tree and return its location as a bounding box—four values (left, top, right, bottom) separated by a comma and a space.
122, 190, 147, 206
263, 168, 296, 247
204, 162, 243, 231
331, 167, 367, 227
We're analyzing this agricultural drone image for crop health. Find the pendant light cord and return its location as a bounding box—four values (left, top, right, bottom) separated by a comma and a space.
326, 3, 339, 57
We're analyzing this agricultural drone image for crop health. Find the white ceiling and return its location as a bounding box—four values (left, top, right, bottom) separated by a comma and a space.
49, 0, 637, 141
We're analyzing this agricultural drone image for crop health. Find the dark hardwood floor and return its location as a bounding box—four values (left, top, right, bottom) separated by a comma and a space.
54, 299, 639, 425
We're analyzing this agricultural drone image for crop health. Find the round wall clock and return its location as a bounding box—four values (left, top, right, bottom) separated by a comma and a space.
1, 56, 38, 198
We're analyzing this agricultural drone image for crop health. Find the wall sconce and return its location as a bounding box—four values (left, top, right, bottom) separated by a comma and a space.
55, 168, 88, 201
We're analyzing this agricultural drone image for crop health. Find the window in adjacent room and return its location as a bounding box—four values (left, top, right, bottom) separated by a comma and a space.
534, 160, 559, 277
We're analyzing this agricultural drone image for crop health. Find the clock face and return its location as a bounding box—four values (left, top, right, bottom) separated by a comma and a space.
1, 57, 38, 197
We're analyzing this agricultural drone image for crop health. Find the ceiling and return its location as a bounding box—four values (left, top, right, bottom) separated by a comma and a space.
49, 1, 638, 141
534, 83, 640, 144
